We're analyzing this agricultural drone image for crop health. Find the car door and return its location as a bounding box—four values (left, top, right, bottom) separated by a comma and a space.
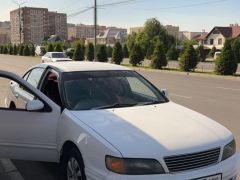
0, 70, 61, 162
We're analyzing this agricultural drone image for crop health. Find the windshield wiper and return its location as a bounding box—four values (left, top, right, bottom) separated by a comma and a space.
137, 100, 164, 106
91, 103, 137, 110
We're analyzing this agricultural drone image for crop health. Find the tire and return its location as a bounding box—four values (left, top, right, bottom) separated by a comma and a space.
63, 148, 86, 180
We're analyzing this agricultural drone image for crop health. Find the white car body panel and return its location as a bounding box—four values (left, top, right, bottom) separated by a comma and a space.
70, 102, 233, 158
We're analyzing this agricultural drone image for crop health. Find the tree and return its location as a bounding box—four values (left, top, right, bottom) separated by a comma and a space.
54, 44, 63, 52
215, 39, 238, 75
167, 45, 179, 60
197, 45, 207, 62
3, 46, 8, 54
123, 44, 129, 58
30, 45, 35, 56
232, 38, 240, 63
179, 44, 199, 72
126, 32, 137, 52
97, 45, 108, 62
129, 44, 144, 66
73, 43, 84, 61
86, 43, 94, 61
8, 45, 13, 55
13, 44, 18, 55
19, 45, 24, 56
151, 43, 167, 69
209, 46, 217, 57
47, 44, 54, 52
106, 45, 113, 58
23, 45, 30, 56
112, 41, 123, 65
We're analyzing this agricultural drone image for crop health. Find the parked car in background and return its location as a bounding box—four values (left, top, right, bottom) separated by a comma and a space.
35, 46, 46, 56
3, 62, 240, 180
41, 52, 72, 63
214, 52, 221, 60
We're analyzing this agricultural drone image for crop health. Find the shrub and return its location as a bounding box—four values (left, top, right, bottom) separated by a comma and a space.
112, 41, 123, 65
86, 43, 94, 61
123, 44, 129, 58
13, 44, 18, 55
8, 45, 13, 55
179, 44, 199, 71
3, 46, 8, 54
167, 45, 178, 60
30, 45, 35, 56
151, 43, 167, 69
47, 44, 54, 52
129, 44, 144, 66
73, 43, 84, 61
215, 39, 238, 75
106, 45, 113, 58
54, 44, 63, 52
209, 46, 217, 57
97, 45, 108, 62
23, 45, 30, 56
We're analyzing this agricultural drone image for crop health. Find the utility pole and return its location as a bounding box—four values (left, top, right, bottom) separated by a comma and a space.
94, 0, 97, 61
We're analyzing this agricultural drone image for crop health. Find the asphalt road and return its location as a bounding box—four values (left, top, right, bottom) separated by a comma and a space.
0, 54, 239, 180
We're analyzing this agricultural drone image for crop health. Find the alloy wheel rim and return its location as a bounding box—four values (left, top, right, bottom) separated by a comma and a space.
67, 157, 82, 180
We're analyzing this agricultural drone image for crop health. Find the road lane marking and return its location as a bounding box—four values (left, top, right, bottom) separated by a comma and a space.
171, 93, 192, 99
216, 87, 240, 91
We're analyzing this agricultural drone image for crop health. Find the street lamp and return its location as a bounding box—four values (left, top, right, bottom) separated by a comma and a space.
12, 0, 27, 45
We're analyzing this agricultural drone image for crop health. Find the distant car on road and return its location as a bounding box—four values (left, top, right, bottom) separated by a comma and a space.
3, 62, 240, 180
42, 52, 72, 63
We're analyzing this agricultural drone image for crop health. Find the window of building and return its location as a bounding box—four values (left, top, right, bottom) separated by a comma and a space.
218, 38, 223, 45
210, 39, 214, 45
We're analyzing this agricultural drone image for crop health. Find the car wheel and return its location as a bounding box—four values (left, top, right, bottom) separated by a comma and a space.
64, 148, 86, 180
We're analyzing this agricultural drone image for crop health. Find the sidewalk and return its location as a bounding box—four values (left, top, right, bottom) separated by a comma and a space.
0, 159, 23, 180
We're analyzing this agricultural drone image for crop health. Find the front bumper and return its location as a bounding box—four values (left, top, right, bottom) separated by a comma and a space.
86, 153, 240, 180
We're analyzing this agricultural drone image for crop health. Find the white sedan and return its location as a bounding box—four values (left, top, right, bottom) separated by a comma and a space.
42, 52, 72, 63
3, 61, 240, 180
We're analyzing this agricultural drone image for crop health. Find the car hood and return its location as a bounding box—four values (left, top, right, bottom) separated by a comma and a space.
70, 102, 233, 158
51, 58, 72, 62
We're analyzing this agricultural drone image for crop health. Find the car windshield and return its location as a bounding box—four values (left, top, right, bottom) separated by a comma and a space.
62, 70, 168, 110
52, 53, 66, 58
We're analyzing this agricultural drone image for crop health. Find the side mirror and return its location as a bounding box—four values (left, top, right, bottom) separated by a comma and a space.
162, 89, 169, 98
26, 100, 44, 111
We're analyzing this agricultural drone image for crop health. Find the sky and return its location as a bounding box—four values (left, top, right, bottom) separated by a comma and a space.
0, 0, 239, 32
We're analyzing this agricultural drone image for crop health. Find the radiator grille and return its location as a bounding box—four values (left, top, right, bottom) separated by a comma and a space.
164, 148, 221, 173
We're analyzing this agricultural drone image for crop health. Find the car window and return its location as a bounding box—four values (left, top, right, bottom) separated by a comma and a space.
1, 76, 45, 111
26, 68, 45, 88
52, 53, 65, 58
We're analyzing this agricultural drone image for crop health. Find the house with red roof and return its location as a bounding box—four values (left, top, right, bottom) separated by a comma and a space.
204, 24, 240, 49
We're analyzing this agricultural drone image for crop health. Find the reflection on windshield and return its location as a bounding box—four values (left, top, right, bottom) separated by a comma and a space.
63, 71, 167, 110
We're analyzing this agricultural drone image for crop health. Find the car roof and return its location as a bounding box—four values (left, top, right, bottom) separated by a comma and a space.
35, 61, 131, 72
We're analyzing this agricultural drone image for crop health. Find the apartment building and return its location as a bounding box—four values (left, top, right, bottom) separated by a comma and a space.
68, 24, 107, 40
0, 21, 11, 44
10, 7, 67, 44
130, 27, 143, 34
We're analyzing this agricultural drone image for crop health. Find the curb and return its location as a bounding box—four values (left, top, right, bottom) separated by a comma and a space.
0, 159, 24, 180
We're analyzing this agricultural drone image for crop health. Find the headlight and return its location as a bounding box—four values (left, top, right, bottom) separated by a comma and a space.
105, 155, 165, 175
222, 139, 236, 161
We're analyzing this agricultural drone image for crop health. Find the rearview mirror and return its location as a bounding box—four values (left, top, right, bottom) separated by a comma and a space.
26, 100, 44, 111
162, 89, 169, 98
